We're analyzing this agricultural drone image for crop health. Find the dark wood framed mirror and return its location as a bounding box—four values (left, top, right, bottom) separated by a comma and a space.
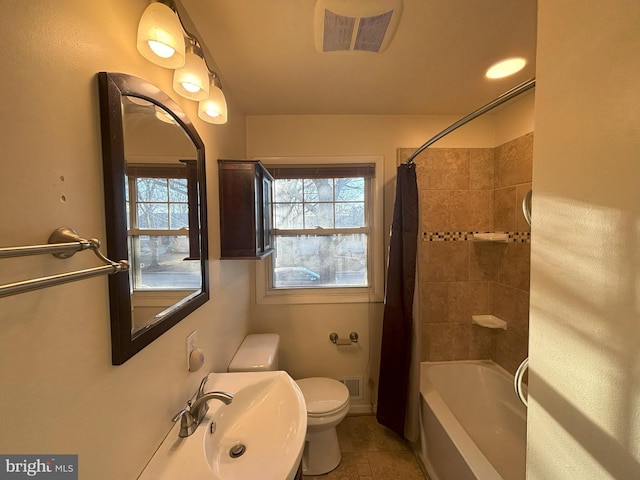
98, 72, 209, 365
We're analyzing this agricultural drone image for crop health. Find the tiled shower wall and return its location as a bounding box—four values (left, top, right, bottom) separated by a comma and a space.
398, 132, 533, 374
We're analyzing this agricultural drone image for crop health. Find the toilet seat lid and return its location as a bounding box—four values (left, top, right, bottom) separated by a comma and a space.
295, 377, 349, 414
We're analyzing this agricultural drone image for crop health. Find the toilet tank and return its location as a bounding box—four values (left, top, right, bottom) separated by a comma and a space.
228, 334, 280, 372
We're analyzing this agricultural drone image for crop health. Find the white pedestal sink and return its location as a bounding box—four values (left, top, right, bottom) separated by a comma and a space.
139, 371, 307, 480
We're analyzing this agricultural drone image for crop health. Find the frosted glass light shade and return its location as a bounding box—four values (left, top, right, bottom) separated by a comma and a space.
137, 2, 186, 69
198, 85, 228, 124
173, 51, 210, 100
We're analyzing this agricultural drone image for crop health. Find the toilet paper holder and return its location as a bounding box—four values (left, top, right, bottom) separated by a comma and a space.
329, 332, 358, 345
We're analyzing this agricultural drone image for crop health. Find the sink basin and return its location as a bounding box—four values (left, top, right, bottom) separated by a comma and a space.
139, 371, 307, 480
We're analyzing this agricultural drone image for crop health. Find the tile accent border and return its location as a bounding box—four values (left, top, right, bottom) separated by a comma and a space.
423, 231, 531, 243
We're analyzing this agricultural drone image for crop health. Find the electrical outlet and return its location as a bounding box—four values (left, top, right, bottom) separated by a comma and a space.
186, 331, 197, 370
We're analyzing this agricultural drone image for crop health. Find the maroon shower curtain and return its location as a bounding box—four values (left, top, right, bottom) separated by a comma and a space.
376, 164, 418, 438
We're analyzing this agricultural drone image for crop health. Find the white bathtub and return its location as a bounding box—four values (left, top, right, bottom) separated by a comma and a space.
418, 361, 527, 480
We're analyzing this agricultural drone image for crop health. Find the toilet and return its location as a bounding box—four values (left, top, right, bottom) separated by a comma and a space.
228, 334, 350, 475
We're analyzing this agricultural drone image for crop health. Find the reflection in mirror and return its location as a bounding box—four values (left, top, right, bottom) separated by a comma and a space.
122, 97, 201, 334
99, 72, 209, 365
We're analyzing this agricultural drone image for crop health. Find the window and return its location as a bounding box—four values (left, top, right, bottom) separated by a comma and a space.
126, 163, 201, 291
256, 157, 384, 304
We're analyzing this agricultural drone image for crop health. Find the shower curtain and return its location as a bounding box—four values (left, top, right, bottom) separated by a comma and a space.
376, 163, 419, 440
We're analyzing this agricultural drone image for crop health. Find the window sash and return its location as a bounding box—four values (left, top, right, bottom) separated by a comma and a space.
270, 232, 369, 289
273, 227, 369, 236
127, 233, 201, 291
128, 228, 190, 236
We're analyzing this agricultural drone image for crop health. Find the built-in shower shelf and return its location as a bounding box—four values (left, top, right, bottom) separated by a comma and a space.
472, 315, 507, 330
472, 232, 509, 243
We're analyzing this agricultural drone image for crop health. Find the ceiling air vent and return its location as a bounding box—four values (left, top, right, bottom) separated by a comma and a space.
314, 0, 404, 53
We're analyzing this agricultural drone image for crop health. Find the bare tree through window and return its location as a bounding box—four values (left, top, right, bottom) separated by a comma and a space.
272, 176, 368, 288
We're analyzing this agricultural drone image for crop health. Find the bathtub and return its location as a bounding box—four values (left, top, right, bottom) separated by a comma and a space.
418, 361, 527, 480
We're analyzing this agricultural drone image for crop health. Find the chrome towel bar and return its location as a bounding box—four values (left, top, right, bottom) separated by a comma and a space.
0, 227, 129, 298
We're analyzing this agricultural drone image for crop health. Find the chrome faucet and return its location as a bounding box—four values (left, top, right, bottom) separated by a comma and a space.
172, 375, 234, 437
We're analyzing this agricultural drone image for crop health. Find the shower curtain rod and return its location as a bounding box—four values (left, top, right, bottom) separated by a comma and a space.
405, 77, 536, 166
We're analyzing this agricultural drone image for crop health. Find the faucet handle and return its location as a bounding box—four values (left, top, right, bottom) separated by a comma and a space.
172, 408, 190, 423
172, 408, 198, 438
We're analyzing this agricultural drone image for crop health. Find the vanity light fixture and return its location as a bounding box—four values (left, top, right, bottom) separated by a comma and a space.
136, 1, 186, 69
485, 57, 527, 79
137, 0, 229, 124
198, 76, 228, 124
173, 41, 210, 101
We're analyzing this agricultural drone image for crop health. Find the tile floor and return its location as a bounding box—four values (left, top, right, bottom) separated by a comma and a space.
304, 415, 429, 480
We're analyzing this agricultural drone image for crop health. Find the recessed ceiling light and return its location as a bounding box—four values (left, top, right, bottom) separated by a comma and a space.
485, 58, 527, 79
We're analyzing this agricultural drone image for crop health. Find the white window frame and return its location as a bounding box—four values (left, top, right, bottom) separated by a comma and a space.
255, 156, 384, 305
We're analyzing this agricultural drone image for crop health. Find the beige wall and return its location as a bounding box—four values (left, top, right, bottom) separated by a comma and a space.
0, 1, 249, 478
528, 1, 640, 478
247, 98, 534, 411
494, 90, 535, 146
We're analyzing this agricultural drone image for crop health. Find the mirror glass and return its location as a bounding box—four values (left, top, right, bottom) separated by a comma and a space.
98, 72, 209, 365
